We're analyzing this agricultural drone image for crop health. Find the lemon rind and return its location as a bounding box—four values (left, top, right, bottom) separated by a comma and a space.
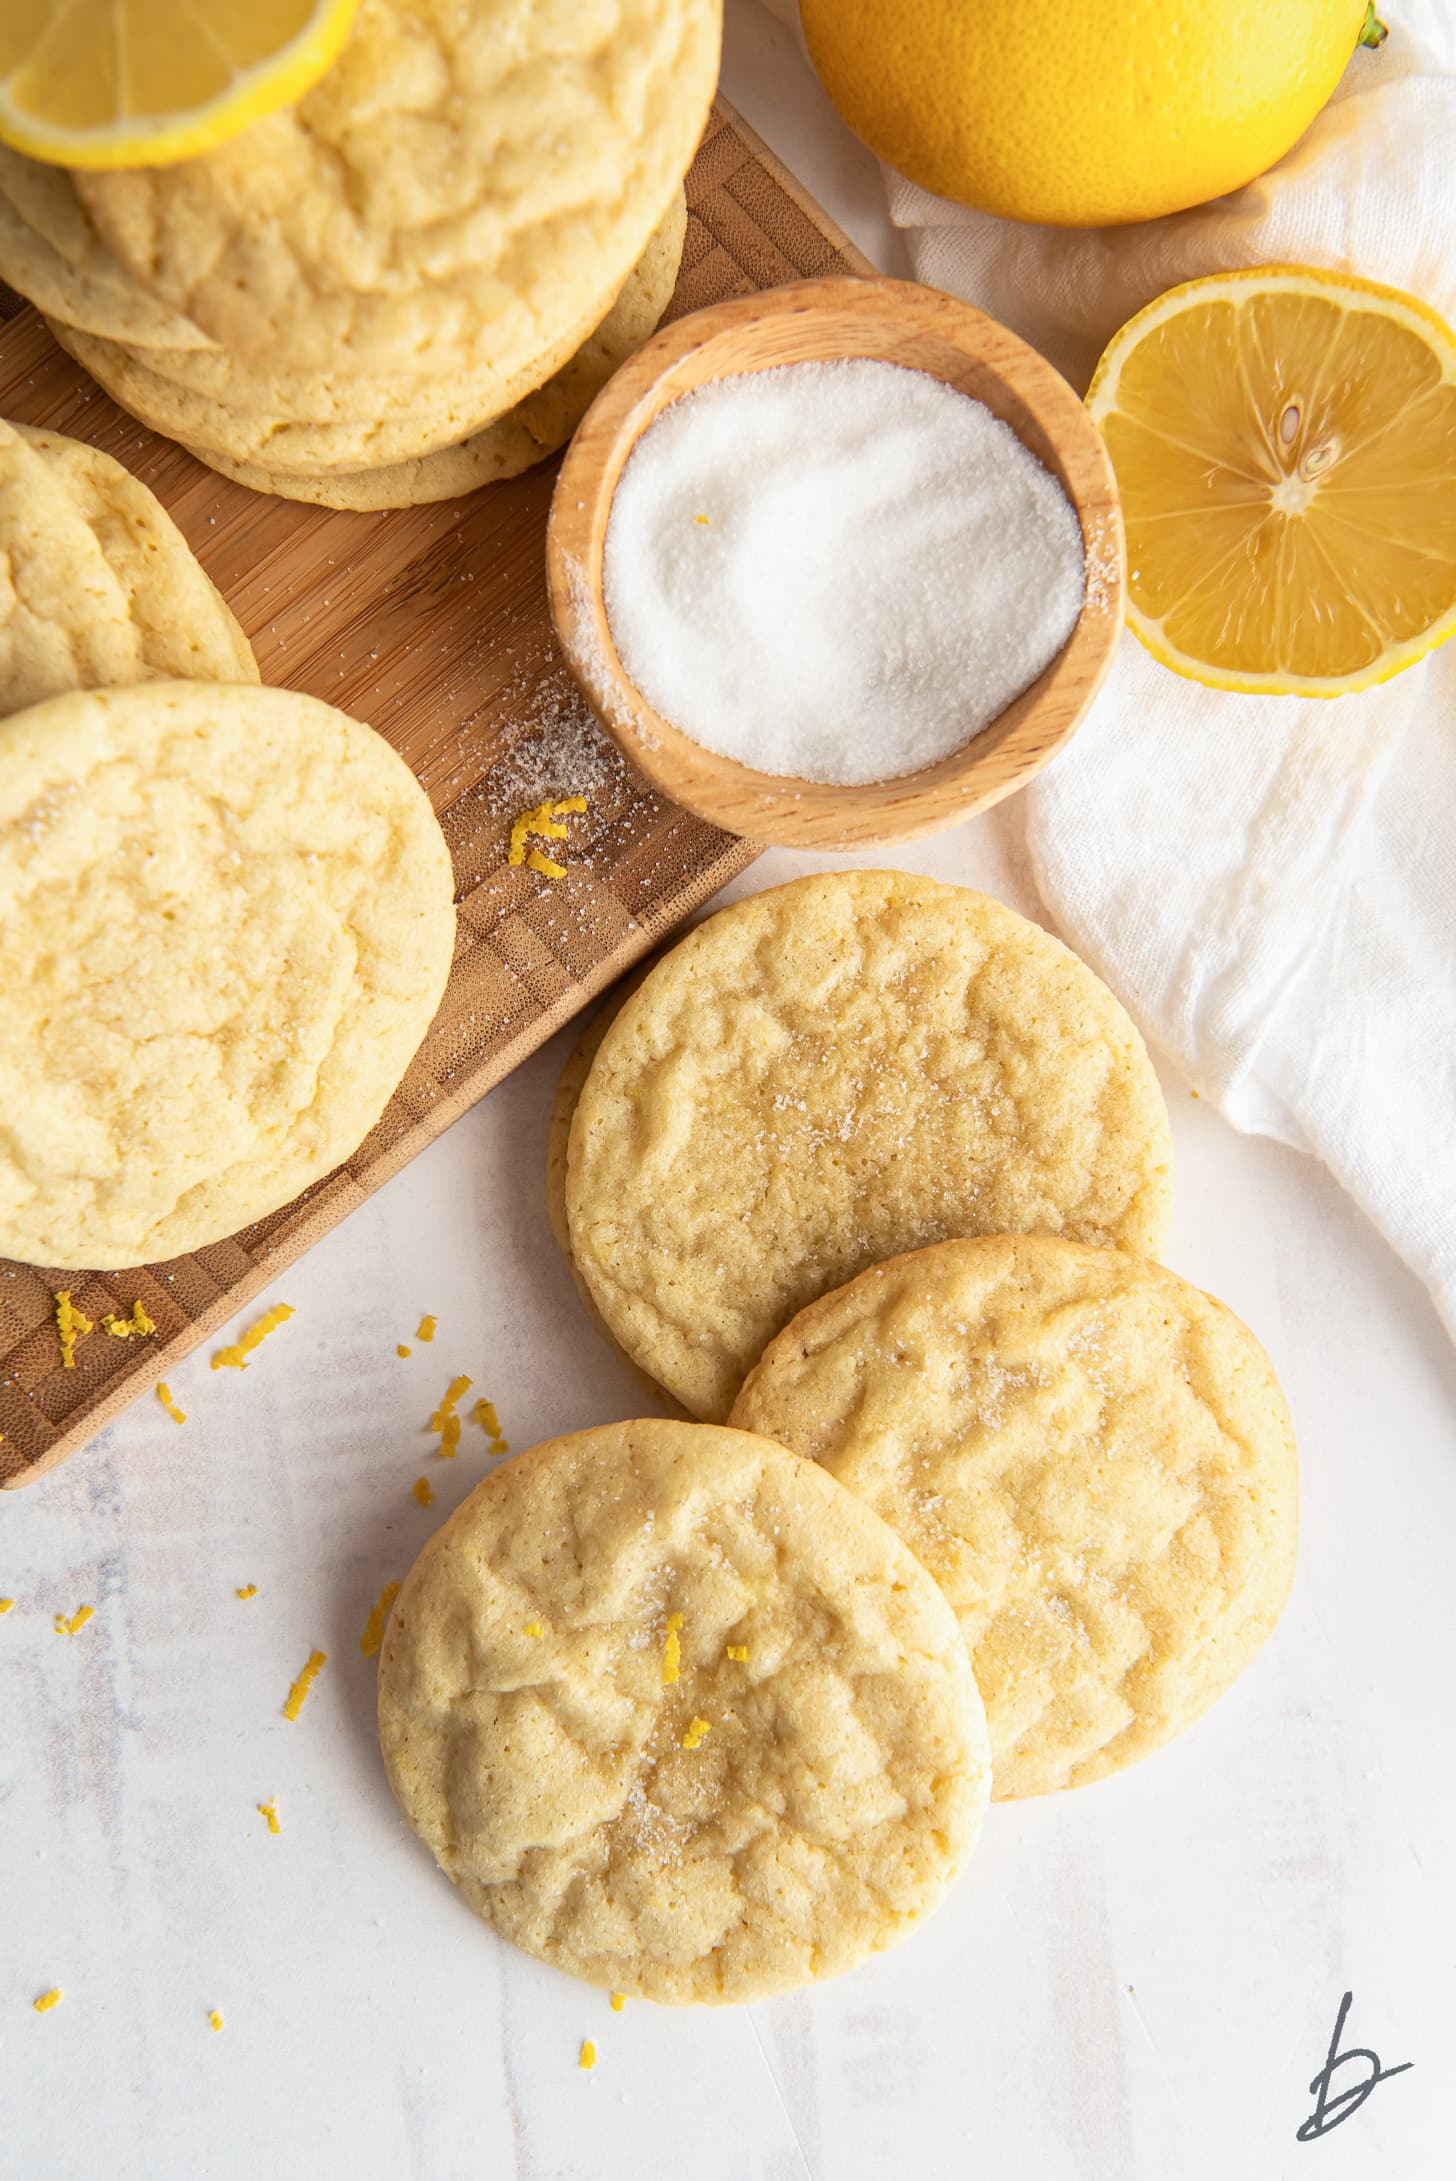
0, 0, 360, 171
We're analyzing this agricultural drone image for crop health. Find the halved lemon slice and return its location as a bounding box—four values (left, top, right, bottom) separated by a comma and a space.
1087, 266, 1456, 697
0, 0, 360, 170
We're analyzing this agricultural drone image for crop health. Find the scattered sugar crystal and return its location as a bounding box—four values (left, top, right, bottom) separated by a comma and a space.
603, 358, 1086, 786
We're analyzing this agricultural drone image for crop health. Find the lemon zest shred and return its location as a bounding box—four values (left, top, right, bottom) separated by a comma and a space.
726, 1644, 750, 1662
681, 1716, 712, 1750
100, 1301, 156, 1339
523, 1621, 545, 1638
208, 2011, 224, 2033
416, 1315, 436, 1343
282, 1649, 326, 1721
397, 1344, 411, 1358
33, 1989, 62, 2014
0, 1599, 14, 1615
257, 1799, 280, 1835
661, 1612, 682, 1685
430, 1374, 472, 1456
54, 1291, 93, 1369
473, 1397, 508, 1456
694, 514, 710, 525
235, 1584, 258, 1601
54, 1606, 93, 1636
411, 1475, 434, 1508
156, 1382, 187, 1425
579, 2039, 597, 2070
509, 798, 588, 873
213, 1302, 294, 1371
360, 1582, 401, 1658
610, 1992, 626, 2012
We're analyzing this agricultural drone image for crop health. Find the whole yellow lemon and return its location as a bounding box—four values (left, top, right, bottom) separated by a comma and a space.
799, 0, 1374, 227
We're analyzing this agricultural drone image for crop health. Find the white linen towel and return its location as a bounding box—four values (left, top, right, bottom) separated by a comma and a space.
753, 0, 1456, 1335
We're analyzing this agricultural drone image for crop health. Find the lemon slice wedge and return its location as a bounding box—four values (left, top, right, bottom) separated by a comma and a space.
0, 0, 360, 170
1087, 265, 1456, 696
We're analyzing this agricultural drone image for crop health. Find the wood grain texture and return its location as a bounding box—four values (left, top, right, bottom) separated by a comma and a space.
0, 100, 874, 1489
548, 276, 1126, 848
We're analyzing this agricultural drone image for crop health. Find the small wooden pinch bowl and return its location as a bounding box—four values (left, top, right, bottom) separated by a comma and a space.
546, 275, 1125, 850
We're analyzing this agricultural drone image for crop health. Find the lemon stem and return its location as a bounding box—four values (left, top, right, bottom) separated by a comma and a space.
1358, 5, 1388, 47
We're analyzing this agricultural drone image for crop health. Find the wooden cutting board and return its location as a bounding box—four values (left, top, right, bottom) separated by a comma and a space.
0, 99, 873, 1489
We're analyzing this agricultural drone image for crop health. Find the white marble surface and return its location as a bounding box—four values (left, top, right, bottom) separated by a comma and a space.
4, 14, 1454, 2177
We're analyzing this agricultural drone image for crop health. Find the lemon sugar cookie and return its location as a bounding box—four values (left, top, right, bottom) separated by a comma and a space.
176, 192, 690, 509
0, 420, 256, 716
731, 1235, 1299, 1798
563, 871, 1174, 1421
0, 149, 215, 351
377, 1418, 991, 2003
74, 0, 720, 392
0, 681, 455, 1269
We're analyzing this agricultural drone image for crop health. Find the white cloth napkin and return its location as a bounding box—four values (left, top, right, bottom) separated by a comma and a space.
754, 0, 1456, 1336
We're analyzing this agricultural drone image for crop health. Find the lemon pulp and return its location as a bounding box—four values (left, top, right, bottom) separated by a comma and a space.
1087, 267, 1456, 696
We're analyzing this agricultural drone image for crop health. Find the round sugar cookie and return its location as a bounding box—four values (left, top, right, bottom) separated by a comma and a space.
74, 0, 720, 390
377, 1418, 991, 2004
46, 313, 598, 478
0, 681, 455, 1268
730, 1235, 1298, 1798
565, 871, 1175, 1421
177, 192, 689, 509
0, 421, 257, 716
0, 146, 214, 350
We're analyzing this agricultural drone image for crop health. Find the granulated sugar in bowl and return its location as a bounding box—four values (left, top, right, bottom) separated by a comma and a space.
601, 358, 1086, 786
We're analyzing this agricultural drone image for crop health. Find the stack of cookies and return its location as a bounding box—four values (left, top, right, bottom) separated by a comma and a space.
378, 871, 1298, 2003
0, 0, 718, 507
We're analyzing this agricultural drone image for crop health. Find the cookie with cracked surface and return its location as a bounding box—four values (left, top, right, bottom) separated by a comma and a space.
177, 191, 689, 507
74, 0, 720, 392
730, 1235, 1298, 1797
0, 420, 256, 716
46, 309, 603, 477
0, 147, 214, 350
377, 1417, 991, 2003
0, 681, 455, 1268
565, 870, 1175, 1422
